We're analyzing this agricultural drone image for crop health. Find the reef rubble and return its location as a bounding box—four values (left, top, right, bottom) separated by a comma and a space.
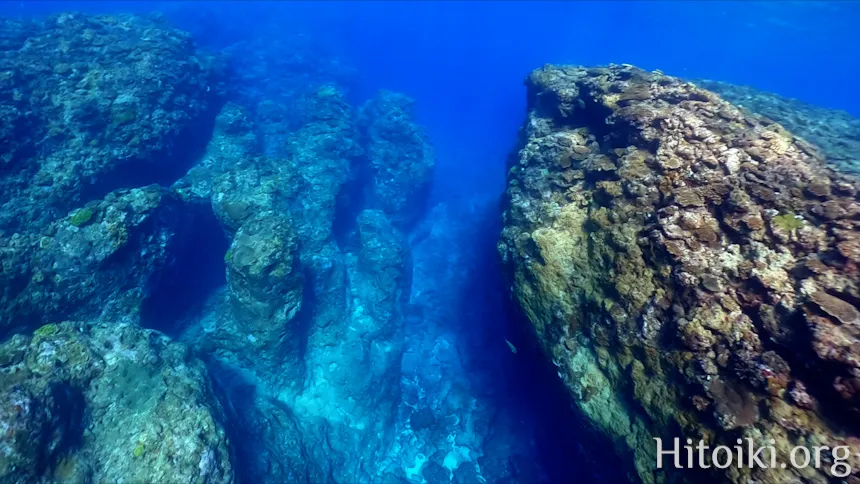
499, 63, 860, 483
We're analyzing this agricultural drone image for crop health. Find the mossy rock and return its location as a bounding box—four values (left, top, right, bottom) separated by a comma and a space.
34, 323, 59, 337
773, 212, 804, 231
69, 208, 94, 227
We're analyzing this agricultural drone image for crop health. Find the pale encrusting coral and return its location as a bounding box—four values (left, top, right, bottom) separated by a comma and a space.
499, 64, 860, 483
697, 79, 860, 176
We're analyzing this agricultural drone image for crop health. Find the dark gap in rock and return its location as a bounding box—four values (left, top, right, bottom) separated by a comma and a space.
401, 179, 434, 235
437, 199, 630, 482
501, 299, 636, 483
333, 154, 372, 249
757, 307, 860, 436
276, 265, 317, 374
78, 103, 222, 206
42, 382, 86, 473
203, 357, 263, 483
140, 203, 229, 337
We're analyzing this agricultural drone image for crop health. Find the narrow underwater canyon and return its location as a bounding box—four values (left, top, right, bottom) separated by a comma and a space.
0, 12, 627, 483
1, 6, 860, 484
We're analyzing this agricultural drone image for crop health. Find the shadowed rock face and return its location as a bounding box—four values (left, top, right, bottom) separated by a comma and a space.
359, 91, 436, 230
173, 82, 426, 482
499, 64, 860, 483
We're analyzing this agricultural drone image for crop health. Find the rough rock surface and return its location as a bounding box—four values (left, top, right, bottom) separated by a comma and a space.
225, 215, 303, 366
176, 82, 416, 483
359, 91, 436, 229
698, 79, 860, 176
499, 64, 860, 483
0, 185, 192, 338
0, 12, 223, 233
0, 321, 233, 483
173, 101, 260, 207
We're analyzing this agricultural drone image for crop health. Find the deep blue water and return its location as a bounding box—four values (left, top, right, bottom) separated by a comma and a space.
5, 0, 859, 199
3, 1, 858, 482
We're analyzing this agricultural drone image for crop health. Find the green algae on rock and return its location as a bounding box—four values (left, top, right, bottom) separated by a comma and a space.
0, 321, 234, 483
499, 64, 860, 484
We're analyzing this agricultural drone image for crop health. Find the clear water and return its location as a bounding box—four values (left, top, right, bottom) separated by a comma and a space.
2, 1, 858, 482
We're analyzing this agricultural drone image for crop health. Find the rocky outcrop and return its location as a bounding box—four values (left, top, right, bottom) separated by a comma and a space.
1, 9, 556, 484
173, 102, 260, 206
174, 79, 415, 482
0, 185, 193, 338
0, 321, 233, 483
499, 64, 860, 483
0, 13, 224, 234
698, 79, 860, 176
359, 91, 435, 229
225, 216, 303, 364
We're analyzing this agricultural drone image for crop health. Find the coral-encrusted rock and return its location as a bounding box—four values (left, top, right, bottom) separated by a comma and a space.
698, 80, 860, 176
359, 91, 435, 229
225, 216, 303, 362
499, 64, 860, 483
173, 102, 259, 206
354, 209, 409, 326
0, 321, 233, 483
284, 86, 363, 255
0, 185, 192, 338
0, 13, 223, 233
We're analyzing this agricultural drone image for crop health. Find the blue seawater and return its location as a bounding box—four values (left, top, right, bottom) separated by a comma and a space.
0, 1, 858, 483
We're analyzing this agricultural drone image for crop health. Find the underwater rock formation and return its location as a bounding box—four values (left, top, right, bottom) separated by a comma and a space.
359, 91, 436, 229
499, 64, 860, 483
0, 13, 223, 234
173, 70, 419, 481
225, 216, 303, 365
698, 80, 860, 176
223, 28, 358, 148
1, 9, 554, 484
0, 321, 233, 483
0, 186, 193, 338
173, 101, 260, 207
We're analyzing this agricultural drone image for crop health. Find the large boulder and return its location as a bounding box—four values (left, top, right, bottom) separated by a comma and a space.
499, 64, 860, 483
0, 13, 224, 233
225, 215, 303, 372
0, 185, 193, 338
0, 321, 234, 483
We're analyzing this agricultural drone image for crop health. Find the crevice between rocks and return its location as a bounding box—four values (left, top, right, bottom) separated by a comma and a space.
139, 201, 229, 337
